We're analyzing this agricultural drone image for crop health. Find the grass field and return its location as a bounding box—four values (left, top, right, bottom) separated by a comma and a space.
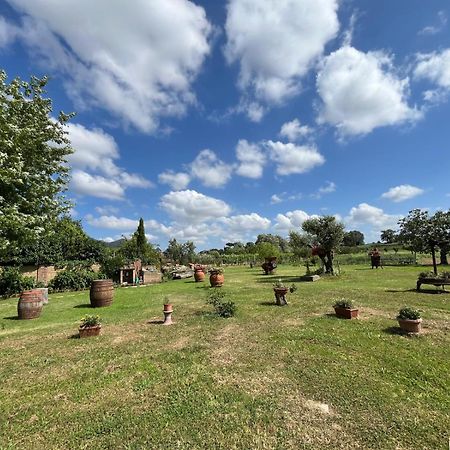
0, 265, 449, 449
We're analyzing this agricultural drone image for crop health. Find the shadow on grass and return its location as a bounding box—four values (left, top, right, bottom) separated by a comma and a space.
382, 326, 420, 337
147, 319, 165, 325
3, 316, 19, 320
258, 301, 278, 306
68, 333, 80, 339
255, 276, 304, 284
73, 304, 92, 309
385, 288, 449, 294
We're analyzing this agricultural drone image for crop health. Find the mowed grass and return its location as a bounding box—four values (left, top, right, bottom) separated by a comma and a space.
0, 265, 449, 450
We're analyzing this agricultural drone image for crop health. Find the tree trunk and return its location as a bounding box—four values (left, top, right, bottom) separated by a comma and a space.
324, 251, 334, 274
440, 249, 448, 265
431, 245, 438, 275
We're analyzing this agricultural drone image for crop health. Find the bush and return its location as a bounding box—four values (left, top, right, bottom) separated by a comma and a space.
333, 299, 354, 309
397, 307, 421, 320
49, 269, 97, 292
80, 315, 101, 328
206, 289, 236, 318
0, 267, 35, 298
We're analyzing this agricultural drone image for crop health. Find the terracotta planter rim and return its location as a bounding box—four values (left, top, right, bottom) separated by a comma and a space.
79, 324, 102, 330
334, 306, 358, 311
397, 318, 422, 324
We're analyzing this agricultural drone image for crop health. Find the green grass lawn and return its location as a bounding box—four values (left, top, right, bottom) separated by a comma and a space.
0, 265, 449, 449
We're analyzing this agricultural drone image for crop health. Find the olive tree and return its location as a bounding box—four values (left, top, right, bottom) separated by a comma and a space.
301, 216, 345, 274
0, 71, 74, 255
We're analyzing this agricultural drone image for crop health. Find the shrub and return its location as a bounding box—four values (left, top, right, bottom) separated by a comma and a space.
289, 283, 297, 293
333, 299, 354, 309
397, 307, 421, 320
206, 289, 236, 318
0, 267, 35, 298
49, 269, 97, 292
80, 315, 101, 328
273, 279, 286, 289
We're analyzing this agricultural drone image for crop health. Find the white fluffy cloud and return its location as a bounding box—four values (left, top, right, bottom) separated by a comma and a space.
235, 139, 266, 179
158, 171, 191, 191
346, 203, 401, 230
224, 0, 339, 119
274, 210, 315, 233
311, 181, 336, 199
190, 149, 234, 188
414, 49, 450, 89
5, 0, 212, 132
221, 213, 270, 231
317, 46, 421, 135
71, 171, 125, 200
265, 140, 325, 175
0, 16, 18, 47
381, 184, 424, 202
66, 123, 152, 198
279, 119, 312, 142
159, 190, 231, 223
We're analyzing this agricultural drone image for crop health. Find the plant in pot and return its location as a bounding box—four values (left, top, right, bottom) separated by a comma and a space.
397, 307, 422, 333
79, 315, 101, 338
273, 279, 289, 306
209, 268, 224, 287
333, 299, 359, 319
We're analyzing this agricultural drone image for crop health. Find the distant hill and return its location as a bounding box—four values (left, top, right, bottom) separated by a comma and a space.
104, 238, 126, 248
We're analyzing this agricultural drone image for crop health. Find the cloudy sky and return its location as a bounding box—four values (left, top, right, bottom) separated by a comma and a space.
1, 0, 449, 249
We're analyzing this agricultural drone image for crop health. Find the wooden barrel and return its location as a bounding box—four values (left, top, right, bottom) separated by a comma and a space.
18, 290, 43, 320
90, 279, 114, 308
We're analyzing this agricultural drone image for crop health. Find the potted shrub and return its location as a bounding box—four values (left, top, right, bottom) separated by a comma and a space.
209, 268, 224, 287
333, 299, 359, 319
397, 307, 422, 333
79, 315, 101, 338
273, 279, 289, 306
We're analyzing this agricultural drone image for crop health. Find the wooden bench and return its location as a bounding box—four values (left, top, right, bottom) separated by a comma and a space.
416, 277, 450, 291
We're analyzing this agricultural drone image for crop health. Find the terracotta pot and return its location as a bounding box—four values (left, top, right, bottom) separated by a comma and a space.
163, 303, 173, 313
334, 307, 359, 319
194, 270, 205, 282
90, 279, 114, 308
398, 318, 422, 333
273, 287, 288, 295
79, 325, 101, 338
273, 287, 288, 306
18, 290, 43, 320
34, 287, 49, 305
209, 273, 224, 287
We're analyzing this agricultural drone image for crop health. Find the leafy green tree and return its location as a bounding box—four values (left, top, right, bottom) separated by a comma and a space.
289, 231, 313, 260
397, 209, 450, 273
380, 229, 397, 244
255, 242, 281, 260
0, 71, 74, 256
255, 234, 289, 252
164, 238, 196, 265
342, 230, 364, 247
119, 219, 160, 265
302, 216, 345, 274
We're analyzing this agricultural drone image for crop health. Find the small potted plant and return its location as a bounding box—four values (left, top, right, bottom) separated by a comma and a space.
397, 307, 422, 333
333, 299, 359, 319
273, 279, 289, 306
209, 268, 224, 287
79, 315, 101, 338
163, 296, 173, 313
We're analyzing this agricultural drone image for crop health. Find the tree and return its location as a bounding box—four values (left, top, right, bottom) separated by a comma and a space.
255, 242, 280, 260
380, 229, 397, 244
119, 220, 159, 265
397, 209, 450, 273
255, 234, 290, 253
164, 238, 196, 265
136, 218, 147, 259
302, 216, 345, 274
342, 230, 365, 247
0, 71, 74, 255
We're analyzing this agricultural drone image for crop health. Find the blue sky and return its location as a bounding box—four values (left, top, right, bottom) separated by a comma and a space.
1, 0, 449, 250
